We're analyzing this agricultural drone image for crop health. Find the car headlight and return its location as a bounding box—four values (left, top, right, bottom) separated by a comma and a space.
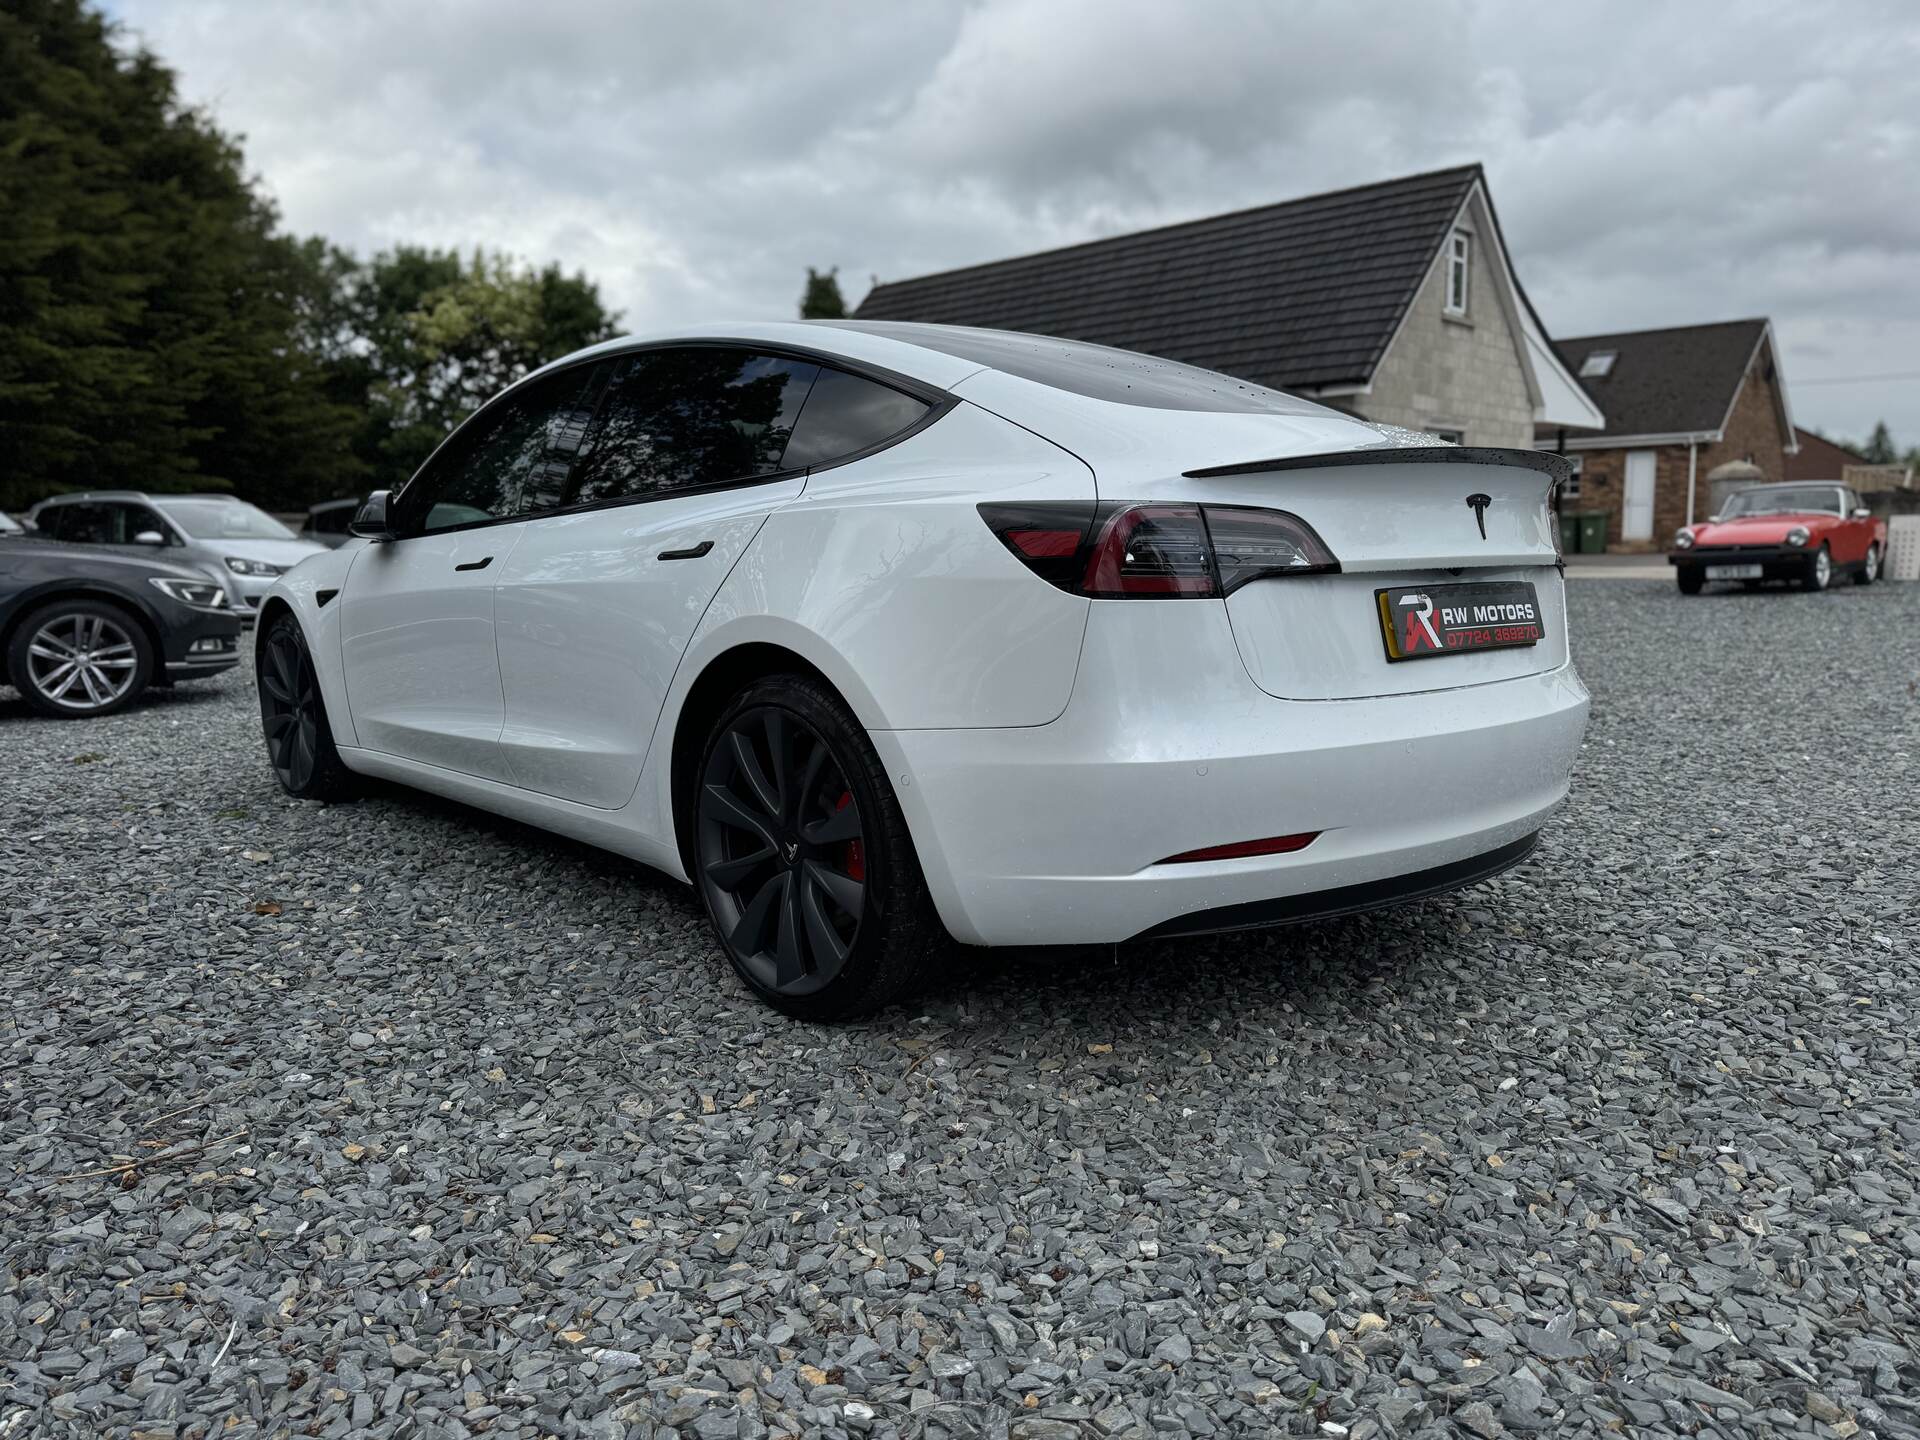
1785, 526, 1810, 548
149, 577, 231, 609
1674, 528, 1695, 549
225, 556, 286, 577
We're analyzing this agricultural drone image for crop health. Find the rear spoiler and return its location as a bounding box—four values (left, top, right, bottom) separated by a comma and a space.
1183, 445, 1574, 483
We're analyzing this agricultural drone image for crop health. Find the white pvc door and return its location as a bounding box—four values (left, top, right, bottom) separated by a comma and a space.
1623, 449, 1656, 541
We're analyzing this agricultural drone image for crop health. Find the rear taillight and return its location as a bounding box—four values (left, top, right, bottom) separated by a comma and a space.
978, 502, 1337, 598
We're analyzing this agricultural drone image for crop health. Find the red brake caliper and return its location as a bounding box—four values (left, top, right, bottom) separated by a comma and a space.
836, 791, 865, 882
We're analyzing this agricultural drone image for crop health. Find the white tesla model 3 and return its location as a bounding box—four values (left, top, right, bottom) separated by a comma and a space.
255, 322, 1588, 1016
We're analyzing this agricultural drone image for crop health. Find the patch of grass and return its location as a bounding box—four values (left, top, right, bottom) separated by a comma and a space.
70, 752, 107, 764
215, 808, 249, 820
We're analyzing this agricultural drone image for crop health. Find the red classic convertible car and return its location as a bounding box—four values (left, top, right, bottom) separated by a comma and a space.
1670, 482, 1889, 594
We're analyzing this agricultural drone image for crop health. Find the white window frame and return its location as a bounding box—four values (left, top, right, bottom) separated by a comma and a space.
1578, 350, 1616, 379
1445, 230, 1470, 316
1427, 427, 1465, 446
1561, 453, 1583, 501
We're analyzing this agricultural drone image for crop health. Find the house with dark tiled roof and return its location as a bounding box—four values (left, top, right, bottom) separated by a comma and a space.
1541, 319, 1798, 549
855, 164, 1603, 450
1785, 426, 1865, 482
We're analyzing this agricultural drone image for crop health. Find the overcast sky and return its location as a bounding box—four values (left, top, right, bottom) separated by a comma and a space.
110, 0, 1920, 447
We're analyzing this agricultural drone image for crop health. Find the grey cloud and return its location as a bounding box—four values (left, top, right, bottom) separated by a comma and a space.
118, 0, 1920, 442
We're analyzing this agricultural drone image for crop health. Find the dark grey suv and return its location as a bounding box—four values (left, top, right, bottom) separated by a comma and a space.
1, 511, 242, 717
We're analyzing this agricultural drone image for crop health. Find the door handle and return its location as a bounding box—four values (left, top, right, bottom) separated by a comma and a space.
454, 556, 493, 572
658, 540, 715, 561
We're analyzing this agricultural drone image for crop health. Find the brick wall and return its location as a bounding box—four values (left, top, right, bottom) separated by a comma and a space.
1566, 339, 1790, 550
1356, 202, 1537, 449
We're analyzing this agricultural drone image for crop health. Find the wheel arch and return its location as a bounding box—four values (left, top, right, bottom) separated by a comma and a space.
666, 639, 847, 879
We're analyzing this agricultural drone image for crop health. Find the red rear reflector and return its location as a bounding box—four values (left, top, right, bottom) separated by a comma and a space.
1157, 832, 1319, 864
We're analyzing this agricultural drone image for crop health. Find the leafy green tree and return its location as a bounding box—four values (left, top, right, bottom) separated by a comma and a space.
1862, 421, 1897, 465
800, 266, 848, 320
0, 0, 360, 510
351, 247, 620, 490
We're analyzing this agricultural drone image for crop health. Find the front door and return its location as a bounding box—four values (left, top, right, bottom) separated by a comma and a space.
1623, 449, 1656, 542
339, 363, 603, 780
340, 529, 520, 776
493, 348, 820, 809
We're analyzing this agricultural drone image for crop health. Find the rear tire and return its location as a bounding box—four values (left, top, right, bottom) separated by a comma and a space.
1857, 544, 1881, 586
257, 613, 357, 801
692, 674, 946, 1019
1801, 544, 1832, 592
9, 598, 152, 718
1676, 569, 1703, 596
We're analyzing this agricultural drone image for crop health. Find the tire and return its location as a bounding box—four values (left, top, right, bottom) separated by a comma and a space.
692, 673, 946, 1019
8, 598, 153, 718
1857, 544, 1881, 586
1801, 543, 1832, 592
1676, 569, 1703, 596
257, 613, 357, 801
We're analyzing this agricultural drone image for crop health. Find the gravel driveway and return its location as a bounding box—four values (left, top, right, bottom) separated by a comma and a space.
5, 580, 1918, 1440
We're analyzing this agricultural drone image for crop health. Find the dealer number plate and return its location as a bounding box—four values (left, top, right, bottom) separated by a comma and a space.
1376, 581, 1544, 663
1705, 563, 1763, 580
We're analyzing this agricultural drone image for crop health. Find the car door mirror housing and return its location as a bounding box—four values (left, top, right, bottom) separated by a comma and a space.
132, 530, 167, 546
1852, 507, 1872, 519
350, 491, 397, 541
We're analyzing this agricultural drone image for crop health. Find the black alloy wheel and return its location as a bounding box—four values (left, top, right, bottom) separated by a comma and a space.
257, 615, 354, 801
697, 704, 869, 1000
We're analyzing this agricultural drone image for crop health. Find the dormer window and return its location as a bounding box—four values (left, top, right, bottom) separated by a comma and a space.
1579, 349, 1617, 378
1445, 230, 1470, 316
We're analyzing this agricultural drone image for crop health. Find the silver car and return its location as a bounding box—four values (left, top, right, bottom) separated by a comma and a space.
28, 491, 327, 618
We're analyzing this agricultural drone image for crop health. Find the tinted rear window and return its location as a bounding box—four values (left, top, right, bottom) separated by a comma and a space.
823, 321, 1328, 414
782, 367, 931, 470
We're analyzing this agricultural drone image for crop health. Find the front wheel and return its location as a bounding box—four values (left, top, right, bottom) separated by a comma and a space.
693, 674, 946, 1018
1801, 544, 1832, 592
8, 599, 152, 718
1676, 569, 1703, 596
1857, 544, 1881, 586
257, 614, 356, 801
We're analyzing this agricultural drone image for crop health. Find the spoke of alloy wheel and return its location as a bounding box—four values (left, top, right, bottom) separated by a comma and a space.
760, 711, 791, 823
79, 666, 108, 705
703, 783, 779, 845
729, 729, 781, 818
799, 876, 850, 969
28, 639, 76, 662
804, 859, 864, 921
730, 871, 784, 957
47, 667, 84, 700
775, 871, 806, 987
261, 665, 292, 705
802, 799, 862, 846
706, 846, 775, 890
796, 741, 827, 825
37, 658, 77, 688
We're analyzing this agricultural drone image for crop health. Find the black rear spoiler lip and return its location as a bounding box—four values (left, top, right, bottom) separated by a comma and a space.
1183, 445, 1574, 483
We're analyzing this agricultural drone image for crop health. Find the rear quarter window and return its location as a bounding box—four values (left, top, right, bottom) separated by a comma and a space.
781, 367, 931, 470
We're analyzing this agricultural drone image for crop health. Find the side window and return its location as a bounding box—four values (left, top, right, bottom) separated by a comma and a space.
45, 503, 111, 543
406, 364, 606, 535
781, 367, 932, 470
34, 506, 71, 540
568, 350, 819, 506
125, 504, 170, 541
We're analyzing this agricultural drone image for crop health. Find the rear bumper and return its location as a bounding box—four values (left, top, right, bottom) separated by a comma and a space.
872, 600, 1589, 947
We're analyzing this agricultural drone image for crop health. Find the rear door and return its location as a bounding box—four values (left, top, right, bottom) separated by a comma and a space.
492, 348, 823, 808
339, 364, 599, 779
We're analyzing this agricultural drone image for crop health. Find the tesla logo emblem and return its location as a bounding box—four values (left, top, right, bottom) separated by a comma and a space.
782, 840, 800, 864
1465, 492, 1492, 539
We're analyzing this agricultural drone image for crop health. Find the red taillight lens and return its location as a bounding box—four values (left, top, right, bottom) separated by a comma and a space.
1158, 832, 1319, 864
1083, 504, 1215, 598
979, 501, 1338, 598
